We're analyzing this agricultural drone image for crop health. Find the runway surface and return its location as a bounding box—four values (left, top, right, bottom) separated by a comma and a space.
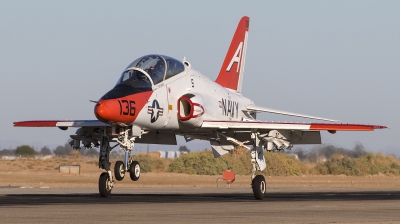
1, 187, 400, 223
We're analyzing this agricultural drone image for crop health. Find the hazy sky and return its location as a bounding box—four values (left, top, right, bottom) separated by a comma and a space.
1, 1, 399, 154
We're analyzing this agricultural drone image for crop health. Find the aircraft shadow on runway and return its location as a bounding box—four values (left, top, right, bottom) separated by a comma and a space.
1, 191, 400, 206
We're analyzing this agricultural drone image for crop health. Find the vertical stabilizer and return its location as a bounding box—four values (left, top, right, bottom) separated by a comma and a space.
215, 16, 249, 93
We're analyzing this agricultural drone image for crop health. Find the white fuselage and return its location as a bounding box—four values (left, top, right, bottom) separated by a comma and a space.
132, 65, 254, 131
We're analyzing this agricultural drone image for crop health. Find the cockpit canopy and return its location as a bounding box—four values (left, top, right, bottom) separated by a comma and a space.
101, 55, 185, 100
117, 55, 185, 88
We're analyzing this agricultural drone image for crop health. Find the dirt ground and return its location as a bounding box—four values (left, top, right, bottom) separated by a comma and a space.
1, 156, 400, 189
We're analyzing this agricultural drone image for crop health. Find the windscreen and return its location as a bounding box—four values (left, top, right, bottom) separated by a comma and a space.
101, 69, 152, 100
116, 69, 152, 89
126, 55, 166, 85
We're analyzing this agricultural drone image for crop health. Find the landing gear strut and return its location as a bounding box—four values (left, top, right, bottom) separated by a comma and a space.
114, 150, 130, 181
98, 128, 141, 197
213, 130, 268, 200
250, 132, 267, 200
98, 134, 114, 197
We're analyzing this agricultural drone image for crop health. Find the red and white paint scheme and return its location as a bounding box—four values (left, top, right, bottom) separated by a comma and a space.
14, 16, 387, 200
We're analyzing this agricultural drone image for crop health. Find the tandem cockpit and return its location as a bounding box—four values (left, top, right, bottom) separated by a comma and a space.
101, 55, 185, 100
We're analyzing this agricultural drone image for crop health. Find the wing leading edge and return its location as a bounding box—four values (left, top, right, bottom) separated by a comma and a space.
202, 120, 388, 131
246, 105, 339, 122
13, 120, 108, 128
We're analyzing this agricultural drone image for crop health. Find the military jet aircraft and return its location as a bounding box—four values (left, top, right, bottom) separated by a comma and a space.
14, 16, 387, 200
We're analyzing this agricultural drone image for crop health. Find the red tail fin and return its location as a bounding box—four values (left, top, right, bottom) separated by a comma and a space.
215, 16, 249, 93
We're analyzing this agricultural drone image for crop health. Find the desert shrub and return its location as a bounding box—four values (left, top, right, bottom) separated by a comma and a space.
168, 150, 307, 176
314, 153, 400, 176
263, 152, 307, 176
358, 153, 400, 175
15, 145, 36, 157
168, 151, 229, 175
315, 157, 362, 175
131, 153, 169, 173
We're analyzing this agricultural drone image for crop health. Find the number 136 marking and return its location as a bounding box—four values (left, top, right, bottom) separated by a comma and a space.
118, 100, 136, 116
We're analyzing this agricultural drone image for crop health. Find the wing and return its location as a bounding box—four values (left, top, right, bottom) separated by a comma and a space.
246, 105, 339, 122
201, 120, 387, 157
202, 120, 387, 131
14, 120, 176, 145
13, 120, 108, 128
187, 120, 387, 147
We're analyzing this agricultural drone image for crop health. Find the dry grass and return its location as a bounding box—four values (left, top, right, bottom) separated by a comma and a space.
168, 150, 307, 176
1, 155, 400, 189
314, 153, 400, 176
131, 152, 171, 173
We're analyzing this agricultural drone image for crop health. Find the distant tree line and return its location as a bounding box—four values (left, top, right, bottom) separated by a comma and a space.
292, 143, 367, 163
0, 145, 39, 157
0, 140, 100, 157
0, 142, 193, 158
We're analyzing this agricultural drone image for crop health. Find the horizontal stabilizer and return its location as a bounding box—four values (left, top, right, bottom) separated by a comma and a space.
246, 105, 338, 122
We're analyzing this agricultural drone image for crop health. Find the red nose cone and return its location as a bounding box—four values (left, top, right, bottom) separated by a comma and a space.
94, 91, 153, 124
94, 100, 134, 124
94, 101, 107, 122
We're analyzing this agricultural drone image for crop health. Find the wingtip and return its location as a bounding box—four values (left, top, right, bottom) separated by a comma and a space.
376, 125, 389, 129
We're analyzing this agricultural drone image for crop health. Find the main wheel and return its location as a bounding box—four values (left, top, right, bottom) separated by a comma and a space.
99, 172, 112, 197
252, 175, 266, 200
129, 161, 140, 181
114, 160, 125, 181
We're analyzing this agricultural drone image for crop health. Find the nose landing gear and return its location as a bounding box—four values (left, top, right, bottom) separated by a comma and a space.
98, 128, 141, 197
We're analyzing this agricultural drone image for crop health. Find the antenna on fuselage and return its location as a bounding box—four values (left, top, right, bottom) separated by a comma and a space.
183, 57, 192, 68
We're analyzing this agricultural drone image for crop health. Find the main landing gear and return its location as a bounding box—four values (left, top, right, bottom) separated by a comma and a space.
213, 130, 268, 200
249, 132, 269, 200
98, 128, 141, 197
250, 131, 294, 199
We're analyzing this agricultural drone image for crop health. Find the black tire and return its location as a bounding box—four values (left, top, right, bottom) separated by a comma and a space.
99, 172, 112, 197
252, 175, 266, 200
129, 161, 140, 181
114, 160, 125, 181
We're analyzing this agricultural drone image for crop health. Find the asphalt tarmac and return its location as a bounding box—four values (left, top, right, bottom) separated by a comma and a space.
1, 187, 400, 223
